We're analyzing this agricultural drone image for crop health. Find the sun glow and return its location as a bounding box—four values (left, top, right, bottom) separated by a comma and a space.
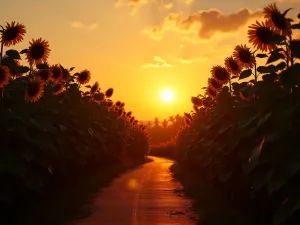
160, 88, 175, 103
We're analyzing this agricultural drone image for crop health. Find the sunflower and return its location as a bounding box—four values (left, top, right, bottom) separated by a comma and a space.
193, 105, 199, 112
120, 102, 125, 108
50, 65, 63, 83
35, 69, 52, 83
264, 3, 291, 36
62, 69, 70, 82
191, 96, 202, 106
77, 70, 91, 85
130, 117, 135, 123
239, 91, 250, 101
90, 81, 99, 96
53, 83, 64, 95
207, 86, 217, 98
106, 101, 113, 108
117, 108, 123, 118
115, 101, 121, 107
184, 112, 192, 120
233, 44, 256, 69
224, 56, 241, 75
248, 21, 278, 52
1, 21, 26, 47
211, 66, 230, 84
126, 111, 132, 117
94, 92, 105, 102
0, 66, 11, 88
105, 88, 114, 98
26, 38, 50, 65
25, 76, 44, 103
208, 77, 223, 89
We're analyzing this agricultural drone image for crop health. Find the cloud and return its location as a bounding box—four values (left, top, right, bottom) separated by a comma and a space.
143, 8, 263, 41
141, 56, 173, 68
176, 57, 207, 64
70, 21, 98, 30
115, 0, 148, 14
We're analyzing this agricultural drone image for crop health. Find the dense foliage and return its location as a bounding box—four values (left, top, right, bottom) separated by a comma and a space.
0, 21, 149, 215
150, 4, 300, 225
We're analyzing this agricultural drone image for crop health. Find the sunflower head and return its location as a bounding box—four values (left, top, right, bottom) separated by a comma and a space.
191, 96, 202, 106
224, 56, 241, 75
35, 69, 52, 83
62, 69, 70, 82
105, 88, 114, 98
90, 81, 99, 96
0, 66, 11, 88
207, 86, 217, 98
1, 21, 26, 47
26, 38, 50, 66
53, 83, 64, 95
211, 66, 230, 84
264, 3, 291, 36
248, 21, 278, 52
94, 92, 105, 102
208, 77, 223, 90
50, 65, 63, 83
76, 70, 91, 85
115, 101, 121, 107
25, 76, 44, 103
233, 44, 255, 69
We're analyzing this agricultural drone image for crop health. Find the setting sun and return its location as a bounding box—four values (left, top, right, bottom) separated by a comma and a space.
160, 89, 175, 103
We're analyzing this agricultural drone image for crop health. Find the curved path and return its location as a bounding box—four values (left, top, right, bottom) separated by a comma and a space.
71, 156, 197, 225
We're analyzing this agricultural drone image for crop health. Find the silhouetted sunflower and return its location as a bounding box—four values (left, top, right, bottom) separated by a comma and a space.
115, 101, 121, 107
130, 116, 135, 123
239, 91, 250, 101
36, 69, 52, 83
25, 76, 44, 103
94, 92, 105, 102
193, 105, 199, 112
49, 65, 63, 83
208, 77, 223, 90
53, 83, 64, 95
184, 112, 192, 120
211, 66, 230, 84
191, 96, 202, 106
184, 117, 191, 126
1, 21, 26, 47
248, 21, 278, 52
224, 56, 241, 75
233, 45, 255, 69
126, 111, 132, 117
264, 3, 291, 36
105, 88, 114, 98
90, 81, 99, 96
26, 38, 50, 65
77, 70, 91, 85
62, 69, 70, 82
0, 66, 11, 88
106, 101, 113, 108
207, 86, 217, 98
120, 102, 125, 108
117, 108, 123, 118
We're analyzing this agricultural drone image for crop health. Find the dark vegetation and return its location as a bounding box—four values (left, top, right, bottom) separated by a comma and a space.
150, 4, 300, 225
0, 21, 149, 224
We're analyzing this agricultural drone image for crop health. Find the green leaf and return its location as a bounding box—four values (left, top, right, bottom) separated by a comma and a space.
19, 66, 30, 74
267, 51, 285, 64
256, 53, 268, 58
6, 49, 21, 60
20, 49, 28, 54
257, 65, 278, 74
290, 23, 300, 29
276, 61, 286, 71
36, 63, 49, 69
85, 85, 92, 88
290, 40, 300, 59
239, 69, 252, 80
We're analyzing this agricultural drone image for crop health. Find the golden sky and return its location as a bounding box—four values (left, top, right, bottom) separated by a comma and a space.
2, 0, 300, 121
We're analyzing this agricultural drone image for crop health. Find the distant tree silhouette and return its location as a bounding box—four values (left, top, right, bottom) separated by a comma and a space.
154, 117, 159, 127
162, 119, 168, 128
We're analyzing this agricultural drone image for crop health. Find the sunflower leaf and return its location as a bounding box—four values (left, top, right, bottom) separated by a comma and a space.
239, 69, 252, 80
290, 40, 300, 58
282, 8, 293, 17
256, 53, 268, 58
267, 52, 285, 64
36, 63, 49, 69
269, 34, 286, 45
276, 62, 287, 71
6, 50, 21, 60
290, 23, 300, 29
202, 87, 206, 89
20, 49, 28, 54
85, 85, 92, 88
70, 67, 75, 71
231, 76, 238, 79
19, 66, 30, 74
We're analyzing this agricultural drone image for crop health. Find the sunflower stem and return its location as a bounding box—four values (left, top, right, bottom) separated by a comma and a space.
0, 88, 3, 109
254, 62, 257, 83
288, 34, 296, 100
0, 41, 3, 64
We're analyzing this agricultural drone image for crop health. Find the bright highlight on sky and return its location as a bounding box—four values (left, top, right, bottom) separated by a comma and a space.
1, 0, 300, 120
160, 88, 175, 103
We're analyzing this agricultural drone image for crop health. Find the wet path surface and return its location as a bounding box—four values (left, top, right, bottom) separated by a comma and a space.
70, 156, 197, 225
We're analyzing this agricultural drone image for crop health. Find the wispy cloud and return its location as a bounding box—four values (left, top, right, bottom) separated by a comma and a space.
176, 57, 207, 64
141, 56, 173, 68
70, 21, 98, 30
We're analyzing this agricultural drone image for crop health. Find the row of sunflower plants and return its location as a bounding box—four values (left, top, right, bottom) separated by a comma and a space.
0, 21, 149, 218
151, 4, 300, 225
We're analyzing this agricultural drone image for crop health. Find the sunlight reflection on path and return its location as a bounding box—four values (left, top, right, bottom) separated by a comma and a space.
71, 156, 197, 225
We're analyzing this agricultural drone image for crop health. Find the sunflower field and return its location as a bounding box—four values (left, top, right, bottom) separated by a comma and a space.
0, 21, 149, 219
150, 4, 300, 225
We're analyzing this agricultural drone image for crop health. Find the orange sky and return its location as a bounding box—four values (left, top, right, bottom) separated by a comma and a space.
2, 0, 300, 121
